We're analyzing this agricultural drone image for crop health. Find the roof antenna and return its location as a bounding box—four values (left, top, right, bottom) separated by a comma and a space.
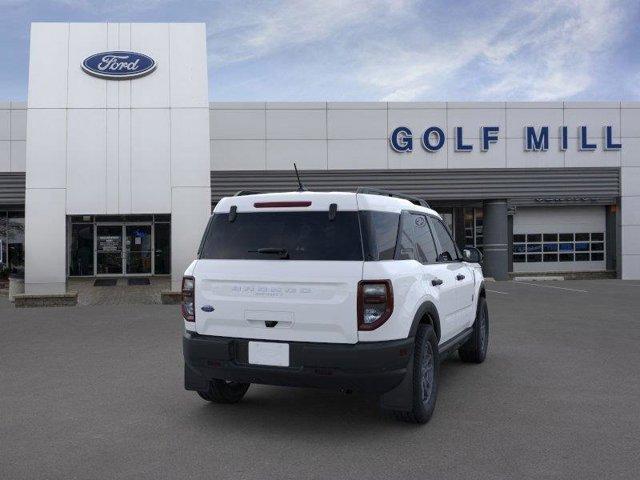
293, 163, 307, 191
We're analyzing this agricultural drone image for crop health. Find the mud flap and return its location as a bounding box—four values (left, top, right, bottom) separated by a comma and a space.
379, 354, 414, 412
184, 363, 210, 391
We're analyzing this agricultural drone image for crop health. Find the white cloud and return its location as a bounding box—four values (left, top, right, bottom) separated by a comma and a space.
208, 0, 413, 66
207, 0, 630, 101
358, 0, 627, 101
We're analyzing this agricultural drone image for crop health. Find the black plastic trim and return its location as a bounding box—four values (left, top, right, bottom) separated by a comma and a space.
437, 327, 473, 356
183, 332, 414, 393
408, 301, 441, 341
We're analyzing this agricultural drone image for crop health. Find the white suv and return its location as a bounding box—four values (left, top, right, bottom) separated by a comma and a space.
182, 189, 489, 423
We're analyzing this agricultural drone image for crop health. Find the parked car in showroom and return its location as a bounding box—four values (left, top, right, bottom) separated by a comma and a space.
182, 188, 488, 423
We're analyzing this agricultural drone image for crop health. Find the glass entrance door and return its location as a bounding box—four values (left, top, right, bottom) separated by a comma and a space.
96, 225, 124, 275
125, 225, 152, 275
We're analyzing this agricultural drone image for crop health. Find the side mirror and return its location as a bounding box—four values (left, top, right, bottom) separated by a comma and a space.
462, 247, 483, 264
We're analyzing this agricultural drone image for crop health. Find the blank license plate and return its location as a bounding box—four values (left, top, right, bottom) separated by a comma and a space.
248, 341, 289, 367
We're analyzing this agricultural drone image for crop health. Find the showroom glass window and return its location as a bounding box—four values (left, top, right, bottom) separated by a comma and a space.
463, 207, 483, 250
0, 211, 25, 275
512, 232, 605, 264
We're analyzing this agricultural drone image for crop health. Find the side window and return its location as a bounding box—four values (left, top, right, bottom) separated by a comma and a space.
360, 211, 400, 261
395, 212, 416, 260
412, 214, 438, 264
430, 217, 459, 262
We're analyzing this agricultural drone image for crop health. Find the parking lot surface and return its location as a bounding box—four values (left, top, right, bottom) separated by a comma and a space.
1, 280, 640, 480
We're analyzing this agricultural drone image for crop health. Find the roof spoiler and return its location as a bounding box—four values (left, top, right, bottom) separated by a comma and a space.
233, 190, 261, 196
356, 187, 430, 209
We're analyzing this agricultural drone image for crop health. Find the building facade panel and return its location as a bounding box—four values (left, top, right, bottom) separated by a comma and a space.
130, 108, 172, 213
0, 142, 9, 171
117, 109, 132, 213
27, 23, 68, 108
328, 140, 387, 170
266, 108, 327, 139
446, 106, 506, 140
130, 23, 171, 108
210, 109, 266, 140
388, 145, 443, 170
267, 140, 327, 170
621, 138, 640, 166
563, 106, 621, 139
25, 109, 67, 189
0, 103, 27, 173
24, 188, 66, 293
445, 137, 507, 169
171, 108, 211, 188
0, 109, 10, 140
621, 107, 640, 138
505, 138, 565, 168
66, 108, 108, 214
211, 139, 265, 170
169, 23, 209, 108
564, 144, 620, 168
10, 109, 26, 141
10, 141, 26, 172
505, 107, 564, 138
67, 23, 108, 109
327, 109, 387, 139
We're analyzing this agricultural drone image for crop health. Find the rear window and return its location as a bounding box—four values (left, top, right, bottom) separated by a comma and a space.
199, 211, 363, 261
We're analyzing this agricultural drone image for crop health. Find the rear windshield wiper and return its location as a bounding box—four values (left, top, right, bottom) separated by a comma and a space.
248, 247, 290, 259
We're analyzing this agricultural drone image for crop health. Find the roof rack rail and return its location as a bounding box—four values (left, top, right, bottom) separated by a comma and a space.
356, 187, 430, 209
233, 190, 261, 196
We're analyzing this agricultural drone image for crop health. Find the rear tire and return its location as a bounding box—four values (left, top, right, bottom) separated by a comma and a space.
393, 324, 439, 424
197, 380, 250, 404
459, 296, 489, 364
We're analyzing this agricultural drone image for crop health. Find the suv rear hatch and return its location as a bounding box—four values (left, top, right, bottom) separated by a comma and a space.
193, 193, 363, 344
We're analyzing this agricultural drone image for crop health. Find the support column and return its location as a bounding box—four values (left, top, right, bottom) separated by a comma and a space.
620, 166, 640, 279
606, 204, 617, 273
482, 200, 509, 281
24, 188, 67, 294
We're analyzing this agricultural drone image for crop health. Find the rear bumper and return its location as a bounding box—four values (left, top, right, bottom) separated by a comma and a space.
183, 331, 413, 393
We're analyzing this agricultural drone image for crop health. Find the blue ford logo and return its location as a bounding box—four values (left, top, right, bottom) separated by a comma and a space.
82, 51, 156, 80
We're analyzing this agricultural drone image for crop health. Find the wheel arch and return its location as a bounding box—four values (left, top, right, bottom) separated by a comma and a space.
478, 280, 486, 299
408, 301, 442, 342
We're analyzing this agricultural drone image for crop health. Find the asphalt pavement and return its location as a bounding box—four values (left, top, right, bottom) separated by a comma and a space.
1, 279, 639, 479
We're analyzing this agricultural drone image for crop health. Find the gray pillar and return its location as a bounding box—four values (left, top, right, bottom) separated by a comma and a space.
606, 205, 616, 273
454, 207, 465, 251
482, 200, 509, 281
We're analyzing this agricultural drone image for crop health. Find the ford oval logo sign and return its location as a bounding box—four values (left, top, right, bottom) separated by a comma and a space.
82, 51, 156, 80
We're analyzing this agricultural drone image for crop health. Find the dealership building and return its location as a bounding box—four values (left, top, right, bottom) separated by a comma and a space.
1, 22, 640, 296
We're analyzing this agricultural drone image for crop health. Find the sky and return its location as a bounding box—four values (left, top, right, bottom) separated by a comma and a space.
1, 0, 639, 102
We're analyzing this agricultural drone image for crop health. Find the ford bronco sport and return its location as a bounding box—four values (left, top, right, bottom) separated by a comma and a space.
182, 188, 488, 423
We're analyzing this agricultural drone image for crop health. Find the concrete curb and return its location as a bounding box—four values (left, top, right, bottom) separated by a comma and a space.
161, 291, 182, 305
14, 292, 78, 308
514, 276, 564, 282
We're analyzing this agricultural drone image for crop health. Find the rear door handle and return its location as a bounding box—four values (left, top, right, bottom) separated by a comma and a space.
456, 274, 465, 281
431, 278, 443, 286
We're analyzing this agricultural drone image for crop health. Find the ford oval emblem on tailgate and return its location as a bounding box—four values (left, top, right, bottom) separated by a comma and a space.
201, 305, 215, 312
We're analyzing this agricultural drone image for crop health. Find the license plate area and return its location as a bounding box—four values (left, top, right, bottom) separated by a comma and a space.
248, 341, 290, 367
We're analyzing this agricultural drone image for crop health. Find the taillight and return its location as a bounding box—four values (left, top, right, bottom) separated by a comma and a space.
357, 280, 393, 330
182, 276, 195, 322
